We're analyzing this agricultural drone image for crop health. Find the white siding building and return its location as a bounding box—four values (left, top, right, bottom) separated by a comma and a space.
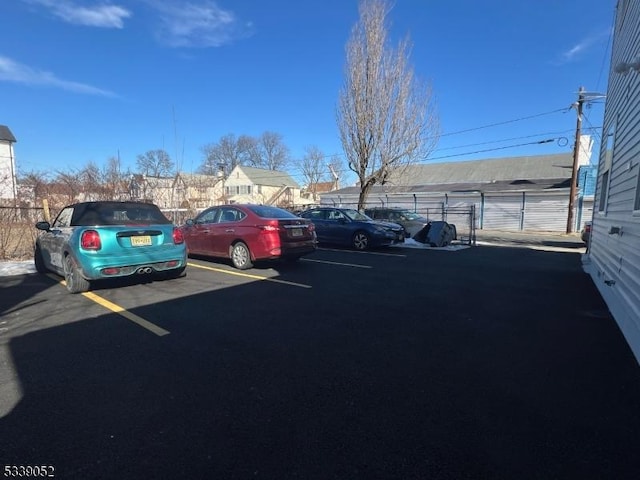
584, 0, 640, 363
0, 125, 17, 204
224, 165, 311, 207
321, 141, 594, 233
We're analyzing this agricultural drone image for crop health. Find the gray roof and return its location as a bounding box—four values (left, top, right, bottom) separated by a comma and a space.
0, 125, 16, 143
240, 166, 300, 188
331, 153, 574, 196
388, 153, 573, 186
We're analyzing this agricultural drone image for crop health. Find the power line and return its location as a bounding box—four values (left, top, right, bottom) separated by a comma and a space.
596, 10, 615, 93
437, 108, 569, 137
432, 130, 575, 152
418, 138, 561, 163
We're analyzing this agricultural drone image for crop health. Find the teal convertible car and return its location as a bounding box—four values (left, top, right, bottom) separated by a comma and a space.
34, 201, 187, 293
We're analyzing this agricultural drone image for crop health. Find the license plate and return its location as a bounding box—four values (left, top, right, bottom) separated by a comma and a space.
131, 235, 152, 246
291, 228, 303, 237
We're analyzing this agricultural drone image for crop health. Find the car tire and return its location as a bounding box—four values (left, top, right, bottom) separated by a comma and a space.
64, 254, 90, 294
231, 242, 253, 270
352, 231, 370, 250
34, 244, 47, 274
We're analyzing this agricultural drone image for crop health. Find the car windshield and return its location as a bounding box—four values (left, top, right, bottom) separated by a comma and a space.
247, 205, 298, 219
343, 209, 372, 221
71, 202, 171, 226
403, 212, 424, 220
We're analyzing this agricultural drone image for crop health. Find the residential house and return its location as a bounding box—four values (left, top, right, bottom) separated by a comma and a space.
0, 125, 17, 205
301, 179, 340, 204
584, 0, 640, 364
129, 173, 221, 210
321, 137, 594, 232
223, 165, 311, 207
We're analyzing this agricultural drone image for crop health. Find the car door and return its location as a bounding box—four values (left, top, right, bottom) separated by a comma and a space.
208, 207, 246, 257
325, 208, 350, 245
187, 208, 219, 254
40, 207, 74, 273
302, 209, 329, 243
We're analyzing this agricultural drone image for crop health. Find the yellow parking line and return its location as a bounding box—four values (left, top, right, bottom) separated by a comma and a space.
82, 291, 170, 336
187, 262, 312, 289
301, 258, 372, 269
48, 274, 170, 336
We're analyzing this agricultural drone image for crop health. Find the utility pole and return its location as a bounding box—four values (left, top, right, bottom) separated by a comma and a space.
566, 86, 585, 234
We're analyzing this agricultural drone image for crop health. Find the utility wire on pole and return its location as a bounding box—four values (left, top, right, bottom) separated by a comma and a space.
566, 87, 585, 234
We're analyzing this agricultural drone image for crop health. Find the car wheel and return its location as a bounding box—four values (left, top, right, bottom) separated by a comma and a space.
34, 244, 47, 274
64, 255, 90, 294
352, 231, 370, 250
231, 242, 253, 270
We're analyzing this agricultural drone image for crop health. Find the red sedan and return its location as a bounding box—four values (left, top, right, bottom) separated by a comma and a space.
181, 204, 317, 269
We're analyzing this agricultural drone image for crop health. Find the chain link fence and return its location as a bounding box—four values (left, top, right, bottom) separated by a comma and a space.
311, 199, 477, 246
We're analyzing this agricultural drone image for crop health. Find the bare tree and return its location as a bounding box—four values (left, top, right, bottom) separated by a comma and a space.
18, 170, 50, 207
300, 146, 326, 194
199, 134, 257, 175
136, 149, 175, 177
103, 156, 126, 199
337, 0, 439, 210
55, 169, 83, 204
79, 161, 104, 199
254, 131, 290, 171
327, 155, 345, 187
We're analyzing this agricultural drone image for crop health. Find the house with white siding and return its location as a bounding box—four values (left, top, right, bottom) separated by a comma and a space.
320, 137, 594, 233
224, 165, 312, 207
0, 125, 18, 205
583, 0, 640, 364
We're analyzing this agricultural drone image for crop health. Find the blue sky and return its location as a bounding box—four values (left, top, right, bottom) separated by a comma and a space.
2, 0, 615, 185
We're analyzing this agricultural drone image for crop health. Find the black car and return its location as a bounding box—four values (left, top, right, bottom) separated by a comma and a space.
364, 207, 429, 238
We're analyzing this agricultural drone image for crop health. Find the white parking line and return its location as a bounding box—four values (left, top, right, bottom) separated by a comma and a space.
301, 258, 372, 268
318, 247, 406, 257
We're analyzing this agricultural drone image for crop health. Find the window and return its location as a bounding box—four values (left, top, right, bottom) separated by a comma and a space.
598, 124, 615, 213
219, 208, 245, 222
599, 171, 610, 212
196, 209, 218, 224
634, 170, 640, 212
53, 207, 73, 228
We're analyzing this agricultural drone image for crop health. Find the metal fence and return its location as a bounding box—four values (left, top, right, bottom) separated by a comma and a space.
315, 199, 477, 246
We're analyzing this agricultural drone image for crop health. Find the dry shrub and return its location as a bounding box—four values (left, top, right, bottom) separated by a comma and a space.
0, 207, 42, 261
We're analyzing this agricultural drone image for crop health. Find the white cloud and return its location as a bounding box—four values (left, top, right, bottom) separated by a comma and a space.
559, 28, 611, 63
0, 56, 118, 97
23, 0, 131, 28
148, 0, 254, 48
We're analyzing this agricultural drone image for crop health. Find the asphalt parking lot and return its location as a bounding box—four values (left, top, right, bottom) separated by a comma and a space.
1, 238, 640, 479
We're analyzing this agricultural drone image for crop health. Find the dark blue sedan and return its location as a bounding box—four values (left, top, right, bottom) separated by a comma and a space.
299, 207, 404, 250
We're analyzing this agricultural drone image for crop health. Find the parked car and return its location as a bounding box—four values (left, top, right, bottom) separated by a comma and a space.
180, 204, 317, 269
298, 207, 404, 250
364, 207, 429, 238
34, 201, 187, 293
581, 221, 592, 245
